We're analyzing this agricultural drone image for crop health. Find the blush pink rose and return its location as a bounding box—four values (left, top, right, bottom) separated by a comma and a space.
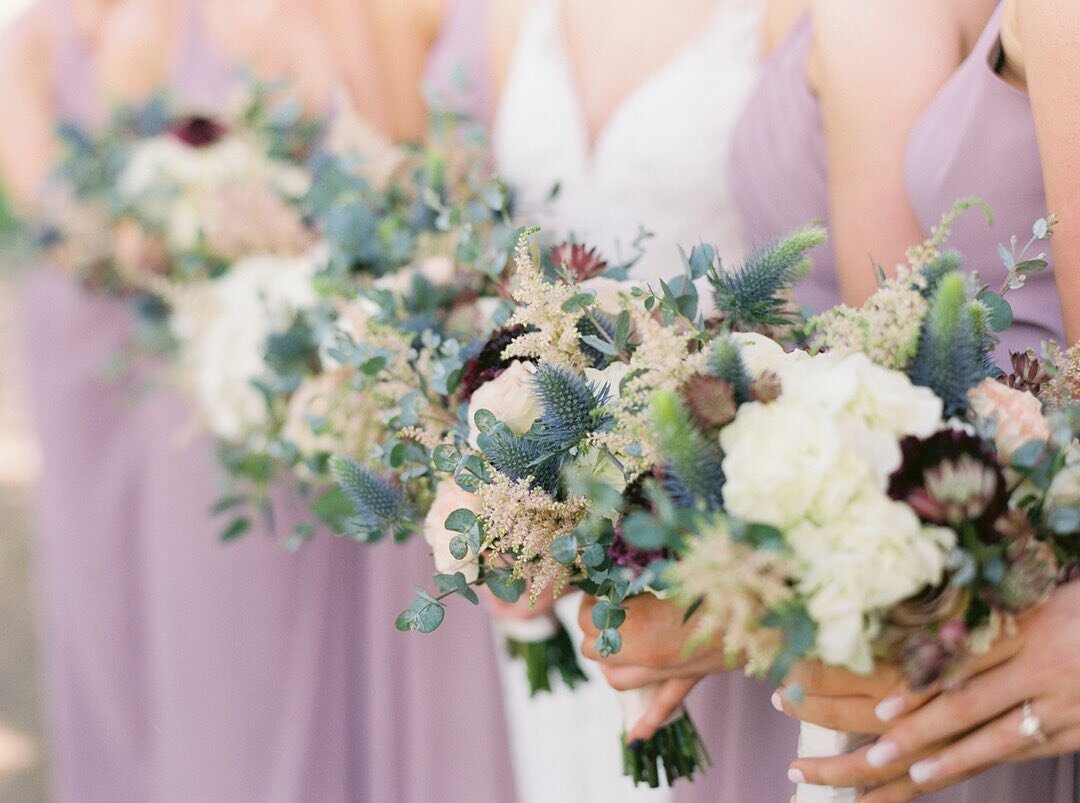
967, 379, 1051, 461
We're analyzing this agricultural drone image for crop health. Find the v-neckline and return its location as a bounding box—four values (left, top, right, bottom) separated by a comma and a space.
548, 0, 728, 165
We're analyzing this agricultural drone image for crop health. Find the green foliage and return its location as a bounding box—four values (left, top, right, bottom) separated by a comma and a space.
650, 390, 725, 510
908, 273, 997, 416
505, 623, 589, 696
709, 223, 824, 329
329, 455, 406, 541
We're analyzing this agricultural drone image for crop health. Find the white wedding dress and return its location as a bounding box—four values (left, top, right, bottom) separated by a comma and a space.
491, 1, 765, 801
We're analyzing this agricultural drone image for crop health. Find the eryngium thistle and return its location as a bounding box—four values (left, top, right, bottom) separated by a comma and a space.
707, 336, 752, 404
478, 426, 560, 496
650, 389, 725, 510
888, 429, 1007, 533
907, 273, 997, 417
330, 455, 405, 540
709, 223, 824, 330
550, 242, 608, 282
530, 364, 611, 453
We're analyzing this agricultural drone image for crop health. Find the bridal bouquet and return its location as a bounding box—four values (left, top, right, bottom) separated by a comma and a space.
584, 212, 1079, 801
333, 223, 828, 785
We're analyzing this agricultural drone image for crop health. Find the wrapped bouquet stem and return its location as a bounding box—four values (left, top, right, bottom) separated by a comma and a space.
498, 613, 587, 696
618, 682, 709, 788
791, 724, 873, 802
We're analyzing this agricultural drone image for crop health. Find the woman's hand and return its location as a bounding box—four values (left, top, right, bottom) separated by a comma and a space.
787, 581, 1080, 801
577, 594, 732, 740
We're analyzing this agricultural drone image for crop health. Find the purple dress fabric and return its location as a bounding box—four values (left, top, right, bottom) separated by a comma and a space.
26, 1, 514, 801
727, 7, 1075, 801
906, 3, 1064, 360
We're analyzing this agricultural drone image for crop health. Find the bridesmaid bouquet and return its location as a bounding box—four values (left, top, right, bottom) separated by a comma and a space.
334, 224, 828, 785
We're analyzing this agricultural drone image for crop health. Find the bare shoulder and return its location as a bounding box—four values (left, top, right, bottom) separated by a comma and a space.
1017, 0, 1080, 50
762, 0, 810, 55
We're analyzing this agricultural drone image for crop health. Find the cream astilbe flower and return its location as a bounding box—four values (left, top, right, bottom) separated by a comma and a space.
475, 471, 589, 600
670, 518, 797, 675
1045, 341, 1080, 410
502, 234, 589, 370
812, 276, 928, 371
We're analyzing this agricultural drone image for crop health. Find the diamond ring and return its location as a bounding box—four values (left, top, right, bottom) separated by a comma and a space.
1019, 700, 1048, 745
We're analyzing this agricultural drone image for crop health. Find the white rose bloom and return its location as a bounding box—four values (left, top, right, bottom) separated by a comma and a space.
579, 276, 642, 316
467, 360, 542, 448
1047, 444, 1080, 511
424, 481, 482, 581
721, 400, 867, 530
171, 253, 320, 444
584, 361, 631, 395
791, 492, 955, 673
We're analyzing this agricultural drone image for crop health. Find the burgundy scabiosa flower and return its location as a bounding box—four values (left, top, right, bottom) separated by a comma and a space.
900, 619, 968, 690
550, 242, 608, 282
458, 325, 533, 401
888, 429, 1007, 532
168, 115, 228, 148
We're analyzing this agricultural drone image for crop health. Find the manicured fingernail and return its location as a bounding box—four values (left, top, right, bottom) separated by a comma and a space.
866, 739, 900, 768
909, 758, 941, 784
771, 691, 784, 712
875, 696, 904, 722
787, 768, 806, 784
627, 739, 644, 751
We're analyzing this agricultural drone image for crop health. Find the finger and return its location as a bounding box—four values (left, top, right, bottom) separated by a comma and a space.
578, 594, 598, 637
872, 630, 1025, 724
791, 741, 942, 790
601, 664, 669, 691
856, 764, 986, 803
898, 699, 1066, 789
786, 660, 901, 698
775, 691, 889, 734
626, 676, 702, 742
872, 659, 1032, 765
1016, 723, 1080, 760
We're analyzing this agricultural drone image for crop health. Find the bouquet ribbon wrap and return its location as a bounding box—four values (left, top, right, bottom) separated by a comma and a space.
792, 724, 874, 802
497, 613, 560, 643
616, 683, 684, 734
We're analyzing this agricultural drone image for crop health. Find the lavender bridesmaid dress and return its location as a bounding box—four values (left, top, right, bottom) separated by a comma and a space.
140, 3, 515, 801
727, 7, 1075, 800
21, 6, 154, 800
906, 3, 1065, 358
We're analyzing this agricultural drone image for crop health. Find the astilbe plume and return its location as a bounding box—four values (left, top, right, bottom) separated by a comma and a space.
1044, 341, 1080, 409
330, 455, 406, 540
476, 471, 589, 601
669, 517, 796, 675
709, 223, 825, 330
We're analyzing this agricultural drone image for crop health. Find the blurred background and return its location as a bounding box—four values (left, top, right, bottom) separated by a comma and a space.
0, 0, 48, 799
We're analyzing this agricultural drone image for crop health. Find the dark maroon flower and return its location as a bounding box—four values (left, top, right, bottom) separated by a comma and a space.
609, 523, 668, 573
888, 430, 1007, 532
1000, 350, 1052, 396
900, 619, 967, 690
550, 242, 608, 282
168, 115, 227, 148
458, 325, 533, 401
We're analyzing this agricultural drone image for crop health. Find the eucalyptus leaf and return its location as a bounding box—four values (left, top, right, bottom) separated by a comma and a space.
978, 290, 1013, 333
551, 534, 579, 565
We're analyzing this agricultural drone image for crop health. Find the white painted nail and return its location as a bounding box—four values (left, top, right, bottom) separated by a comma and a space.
866, 739, 900, 768
787, 768, 806, 784
909, 758, 941, 784
771, 691, 784, 712
875, 696, 904, 722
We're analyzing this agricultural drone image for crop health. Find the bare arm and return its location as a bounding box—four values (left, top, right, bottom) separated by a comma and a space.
1021, 0, 1080, 343
814, 0, 992, 304
0, 7, 58, 214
